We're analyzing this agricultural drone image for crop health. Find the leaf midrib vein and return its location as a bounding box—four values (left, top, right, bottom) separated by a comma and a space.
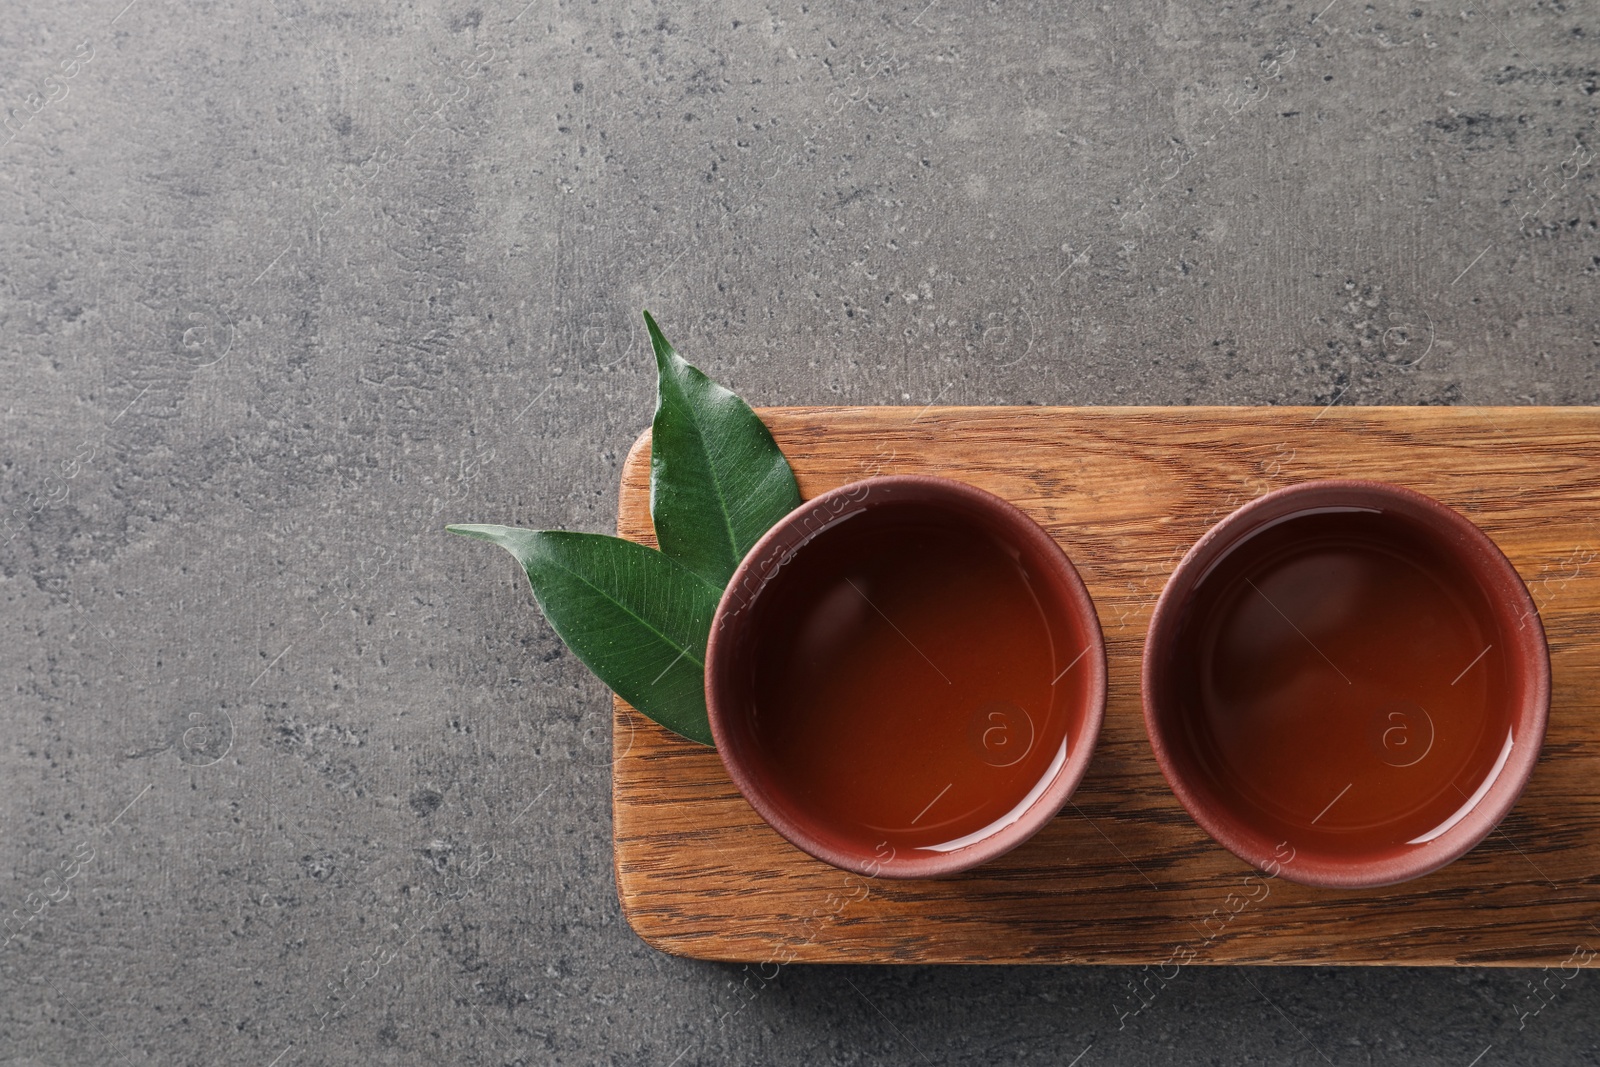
545, 551, 715, 670
676, 370, 744, 573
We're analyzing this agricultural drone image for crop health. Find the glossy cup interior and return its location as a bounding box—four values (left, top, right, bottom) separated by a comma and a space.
706, 475, 1107, 879
1142, 480, 1550, 888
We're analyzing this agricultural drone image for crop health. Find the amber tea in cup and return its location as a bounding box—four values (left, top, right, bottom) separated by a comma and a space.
707, 475, 1107, 879
1143, 480, 1550, 888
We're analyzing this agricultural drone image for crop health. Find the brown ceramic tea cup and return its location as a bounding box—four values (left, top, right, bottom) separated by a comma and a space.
1142, 480, 1550, 888
705, 475, 1107, 879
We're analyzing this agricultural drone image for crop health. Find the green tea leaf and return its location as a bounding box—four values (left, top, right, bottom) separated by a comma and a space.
645, 311, 802, 587
447, 524, 720, 745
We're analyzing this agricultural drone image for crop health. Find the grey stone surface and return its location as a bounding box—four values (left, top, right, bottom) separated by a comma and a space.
1, 0, 1597, 1063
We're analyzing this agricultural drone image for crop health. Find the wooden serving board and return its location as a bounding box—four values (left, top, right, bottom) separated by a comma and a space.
611, 407, 1600, 966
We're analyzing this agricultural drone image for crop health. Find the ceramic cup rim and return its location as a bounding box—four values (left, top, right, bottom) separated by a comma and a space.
705, 474, 1108, 879
1141, 478, 1551, 889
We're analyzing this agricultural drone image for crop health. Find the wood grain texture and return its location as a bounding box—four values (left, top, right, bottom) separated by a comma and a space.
612, 407, 1600, 966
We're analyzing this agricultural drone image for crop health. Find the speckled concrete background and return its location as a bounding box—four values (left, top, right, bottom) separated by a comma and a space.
1, 1, 1596, 1064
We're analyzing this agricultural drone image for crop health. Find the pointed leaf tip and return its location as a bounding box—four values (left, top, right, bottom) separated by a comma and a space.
449, 526, 719, 745
642, 309, 673, 367
646, 315, 802, 587
447, 523, 509, 543
445, 525, 543, 566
